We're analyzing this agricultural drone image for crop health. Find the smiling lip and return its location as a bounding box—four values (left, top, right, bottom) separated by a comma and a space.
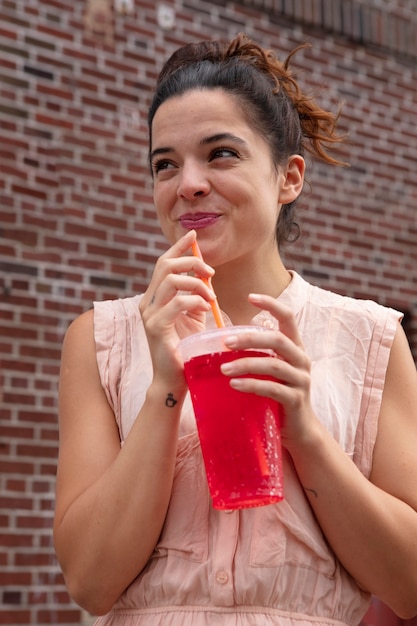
179, 213, 221, 230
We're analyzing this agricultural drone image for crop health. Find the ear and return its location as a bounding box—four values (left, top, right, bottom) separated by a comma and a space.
278, 155, 305, 205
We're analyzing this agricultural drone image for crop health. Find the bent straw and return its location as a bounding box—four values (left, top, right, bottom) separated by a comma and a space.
191, 240, 225, 328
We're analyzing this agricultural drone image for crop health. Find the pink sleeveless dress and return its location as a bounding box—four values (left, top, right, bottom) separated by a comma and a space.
93, 271, 401, 626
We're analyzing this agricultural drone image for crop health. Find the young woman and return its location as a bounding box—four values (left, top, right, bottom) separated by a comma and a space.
54, 34, 417, 625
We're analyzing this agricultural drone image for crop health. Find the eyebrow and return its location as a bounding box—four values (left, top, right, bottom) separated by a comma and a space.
201, 133, 247, 148
149, 132, 248, 162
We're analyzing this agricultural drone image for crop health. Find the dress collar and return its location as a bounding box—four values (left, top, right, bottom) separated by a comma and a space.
206, 271, 308, 330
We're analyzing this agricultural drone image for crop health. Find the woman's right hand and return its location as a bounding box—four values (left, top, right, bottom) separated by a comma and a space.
139, 230, 216, 388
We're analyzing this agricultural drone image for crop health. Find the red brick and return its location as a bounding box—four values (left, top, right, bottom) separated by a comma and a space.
27, 590, 48, 604
17, 515, 53, 529
10, 185, 47, 200
36, 609, 82, 624
0, 572, 31, 586
64, 222, 107, 240
0, 610, 31, 624
81, 96, 117, 112
0, 496, 33, 510
0, 532, 32, 547
16, 442, 57, 458
87, 243, 130, 260
0, 325, 37, 340
5, 479, 26, 491
14, 552, 53, 566
1, 359, 36, 374
0, 425, 35, 439
3, 393, 37, 406
37, 24, 74, 41
0, 460, 35, 475
35, 113, 73, 130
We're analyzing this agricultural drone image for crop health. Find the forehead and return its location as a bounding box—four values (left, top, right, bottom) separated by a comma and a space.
151, 88, 251, 142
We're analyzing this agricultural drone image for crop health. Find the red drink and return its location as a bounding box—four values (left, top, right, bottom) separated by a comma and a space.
184, 349, 284, 509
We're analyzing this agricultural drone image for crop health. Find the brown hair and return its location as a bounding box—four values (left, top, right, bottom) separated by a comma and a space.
148, 33, 346, 247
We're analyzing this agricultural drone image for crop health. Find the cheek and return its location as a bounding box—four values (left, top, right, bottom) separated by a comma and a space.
152, 183, 161, 207
153, 186, 169, 220
156, 217, 176, 246
153, 179, 176, 210
153, 190, 178, 243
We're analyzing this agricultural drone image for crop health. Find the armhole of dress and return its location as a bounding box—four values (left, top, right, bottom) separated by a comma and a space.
93, 299, 123, 437
354, 307, 402, 478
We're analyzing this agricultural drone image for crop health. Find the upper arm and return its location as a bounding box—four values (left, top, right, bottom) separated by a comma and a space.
55, 309, 121, 528
370, 322, 417, 510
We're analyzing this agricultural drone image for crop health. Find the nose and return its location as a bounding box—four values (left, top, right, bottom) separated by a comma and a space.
177, 161, 210, 200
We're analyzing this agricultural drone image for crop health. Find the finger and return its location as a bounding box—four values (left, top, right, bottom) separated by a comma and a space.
141, 246, 214, 310
248, 293, 304, 348
228, 376, 287, 401
220, 353, 299, 387
154, 253, 214, 284
223, 328, 307, 369
146, 294, 212, 331
149, 274, 216, 308
220, 355, 311, 414
165, 229, 197, 258
221, 353, 282, 376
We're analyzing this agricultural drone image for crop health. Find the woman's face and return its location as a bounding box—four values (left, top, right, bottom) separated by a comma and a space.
150, 88, 302, 269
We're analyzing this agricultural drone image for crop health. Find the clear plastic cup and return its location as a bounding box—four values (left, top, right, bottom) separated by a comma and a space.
178, 326, 284, 510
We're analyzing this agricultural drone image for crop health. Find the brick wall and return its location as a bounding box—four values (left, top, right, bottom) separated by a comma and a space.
1, 0, 416, 624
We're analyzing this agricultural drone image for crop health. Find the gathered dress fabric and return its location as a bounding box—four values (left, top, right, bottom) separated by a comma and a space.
92, 271, 401, 626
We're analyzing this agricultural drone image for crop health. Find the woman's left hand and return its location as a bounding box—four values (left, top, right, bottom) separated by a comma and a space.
219, 293, 317, 450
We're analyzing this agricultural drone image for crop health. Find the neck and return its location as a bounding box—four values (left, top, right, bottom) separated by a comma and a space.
212, 250, 290, 326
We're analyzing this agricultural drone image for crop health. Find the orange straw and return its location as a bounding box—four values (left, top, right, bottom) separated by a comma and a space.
191, 240, 225, 328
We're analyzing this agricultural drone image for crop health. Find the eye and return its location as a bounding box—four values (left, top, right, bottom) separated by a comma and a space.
152, 159, 175, 175
209, 147, 239, 161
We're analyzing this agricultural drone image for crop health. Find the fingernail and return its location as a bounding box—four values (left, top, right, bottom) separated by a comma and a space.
224, 336, 238, 348
229, 378, 243, 389
220, 362, 233, 374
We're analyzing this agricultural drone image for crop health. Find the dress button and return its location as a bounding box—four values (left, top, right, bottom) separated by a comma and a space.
262, 318, 276, 329
216, 570, 229, 584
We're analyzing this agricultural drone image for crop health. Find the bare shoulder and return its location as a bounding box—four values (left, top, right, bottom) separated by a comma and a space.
371, 322, 417, 509
59, 309, 105, 407
61, 308, 95, 360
